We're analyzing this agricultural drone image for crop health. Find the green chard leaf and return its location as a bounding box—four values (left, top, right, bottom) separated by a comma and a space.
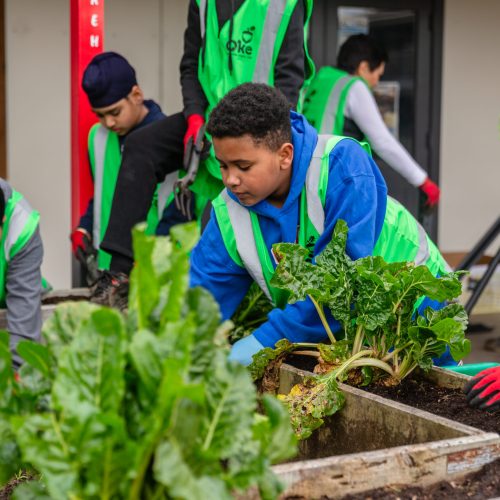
41, 301, 100, 361
1, 223, 294, 499
11, 480, 50, 500
0, 418, 23, 486
248, 339, 295, 382
231, 283, 273, 342
0, 330, 14, 395
271, 243, 327, 303
51, 308, 127, 417
279, 375, 345, 440
254, 395, 297, 464
16, 341, 52, 380
153, 440, 232, 500
128, 222, 173, 330
317, 341, 350, 364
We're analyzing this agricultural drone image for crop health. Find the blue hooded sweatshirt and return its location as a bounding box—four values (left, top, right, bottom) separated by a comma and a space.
190, 111, 388, 347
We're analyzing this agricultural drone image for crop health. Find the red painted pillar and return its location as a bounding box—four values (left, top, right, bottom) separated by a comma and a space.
70, 0, 104, 229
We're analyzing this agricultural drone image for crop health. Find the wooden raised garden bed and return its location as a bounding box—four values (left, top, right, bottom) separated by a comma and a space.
246, 364, 500, 499
0, 288, 89, 329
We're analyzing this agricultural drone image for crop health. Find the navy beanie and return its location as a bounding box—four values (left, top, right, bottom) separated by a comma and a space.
82, 52, 137, 108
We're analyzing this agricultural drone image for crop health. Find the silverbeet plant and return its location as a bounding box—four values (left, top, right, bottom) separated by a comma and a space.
0, 222, 296, 500
250, 219, 470, 440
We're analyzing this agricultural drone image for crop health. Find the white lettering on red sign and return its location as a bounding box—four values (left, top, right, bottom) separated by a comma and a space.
90, 34, 100, 47
90, 0, 99, 6
90, 14, 99, 27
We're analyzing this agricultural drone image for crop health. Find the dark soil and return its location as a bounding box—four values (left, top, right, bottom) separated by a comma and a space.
285, 355, 500, 433
364, 377, 500, 433
337, 458, 500, 500
0, 472, 35, 499
41, 294, 89, 305
286, 353, 318, 373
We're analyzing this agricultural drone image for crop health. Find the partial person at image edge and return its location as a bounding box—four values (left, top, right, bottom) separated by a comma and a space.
0, 178, 43, 369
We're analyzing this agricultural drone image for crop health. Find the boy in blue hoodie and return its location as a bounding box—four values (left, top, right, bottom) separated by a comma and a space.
190, 83, 451, 365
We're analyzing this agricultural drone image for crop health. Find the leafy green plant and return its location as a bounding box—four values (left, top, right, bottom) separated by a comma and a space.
230, 283, 273, 343
0, 222, 296, 499
251, 219, 470, 439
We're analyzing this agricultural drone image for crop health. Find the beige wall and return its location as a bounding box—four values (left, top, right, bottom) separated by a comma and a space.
5, 0, 71, 288
105, 0, 186, 112
440, 0, 500, 253
5, 0, 186, 288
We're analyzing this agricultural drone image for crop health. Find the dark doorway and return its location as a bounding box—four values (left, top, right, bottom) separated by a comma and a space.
308, 0, 443, 241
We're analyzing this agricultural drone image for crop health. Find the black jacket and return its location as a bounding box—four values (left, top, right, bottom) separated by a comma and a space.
180, 0, 307, 117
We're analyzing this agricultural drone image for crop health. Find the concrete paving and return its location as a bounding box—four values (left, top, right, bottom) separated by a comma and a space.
467, 312, 500, 363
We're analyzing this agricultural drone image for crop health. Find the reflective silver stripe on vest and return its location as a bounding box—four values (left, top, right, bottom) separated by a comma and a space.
320, 75, 355, 134
388, 197, 431, 266
222, 190, 273, 301
254, 0, 287, 83
199, 0, 207, 41
92, 126, 109, 248
157, 172, 178, 219
414, 221, 431, 265
305, 135, 332, 235
4, 198, 32, 262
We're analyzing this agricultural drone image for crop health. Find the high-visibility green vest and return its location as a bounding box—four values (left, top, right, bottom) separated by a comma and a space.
190, 0, 315, 201
88, 124, 175, 270
0, 188, 40, 306
302, 67, 365, 136
213, 135, 449, 307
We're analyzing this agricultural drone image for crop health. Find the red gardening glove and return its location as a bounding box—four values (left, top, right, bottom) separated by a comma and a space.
464, 366, 500, 412
184, 114, 205, 150
70, 228, 91, 257
419, 178, 440, 207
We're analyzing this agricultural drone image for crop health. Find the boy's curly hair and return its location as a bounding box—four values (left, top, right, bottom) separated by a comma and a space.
207, 83, 292, 151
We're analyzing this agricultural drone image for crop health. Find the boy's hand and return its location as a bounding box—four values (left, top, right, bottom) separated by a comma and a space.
419, 178, 441, 207
70, 228, 91, 256
184, 114, 205, 150
464, 366, 500, 412
229, 335, 264, 366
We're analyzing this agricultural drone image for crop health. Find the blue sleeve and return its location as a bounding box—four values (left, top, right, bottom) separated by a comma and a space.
190, 210, 254, 320
78, 198, 94, 234
253, 140, 388, 348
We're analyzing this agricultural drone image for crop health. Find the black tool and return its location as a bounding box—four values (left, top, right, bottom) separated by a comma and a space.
174, 124, 207, 220
76, 233, 100, 286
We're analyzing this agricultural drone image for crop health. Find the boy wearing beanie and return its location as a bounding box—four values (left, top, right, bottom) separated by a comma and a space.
70, 52, 187, 289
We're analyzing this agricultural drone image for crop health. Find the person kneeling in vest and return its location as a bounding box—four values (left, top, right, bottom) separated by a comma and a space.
0, 179, 43, 369
189, 83, 454, 366
70, 52, 189, 297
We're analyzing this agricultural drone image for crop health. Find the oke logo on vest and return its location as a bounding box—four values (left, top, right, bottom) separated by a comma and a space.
226, 26, 255, 57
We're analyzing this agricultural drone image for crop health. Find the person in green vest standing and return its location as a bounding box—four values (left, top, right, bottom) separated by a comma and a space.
0, 178, 43, 369
302, 34, 441, 208
70, 52, 188, 286
92, 0, 315, 304
189, 82, 454, 366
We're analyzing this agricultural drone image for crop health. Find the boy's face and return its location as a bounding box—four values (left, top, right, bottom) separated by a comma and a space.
92, 85, 146, 136
214, 134, 294, 208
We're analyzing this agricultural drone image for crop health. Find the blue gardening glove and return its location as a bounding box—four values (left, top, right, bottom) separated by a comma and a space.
229, 334, 264, 366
